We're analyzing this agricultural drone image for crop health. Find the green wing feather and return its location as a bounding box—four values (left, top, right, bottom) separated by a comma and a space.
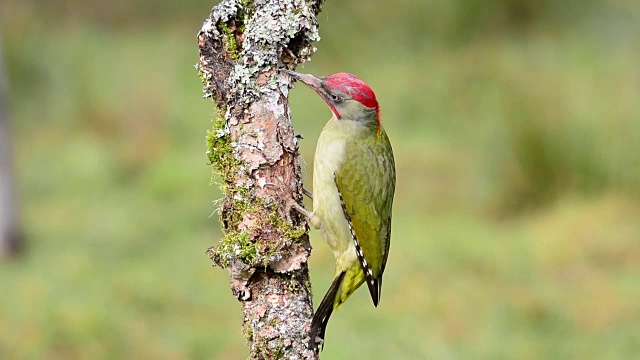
335, 129, 396, 304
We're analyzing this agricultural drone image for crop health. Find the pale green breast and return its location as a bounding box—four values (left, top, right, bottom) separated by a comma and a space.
312, 118, 358, 271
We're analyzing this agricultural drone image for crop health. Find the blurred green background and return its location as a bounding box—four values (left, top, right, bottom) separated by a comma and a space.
2, 0, 640, 358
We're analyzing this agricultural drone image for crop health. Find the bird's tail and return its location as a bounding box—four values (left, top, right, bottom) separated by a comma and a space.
309, 271, 346, 351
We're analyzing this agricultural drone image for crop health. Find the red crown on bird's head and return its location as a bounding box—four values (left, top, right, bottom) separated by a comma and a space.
324, 73, 379, 113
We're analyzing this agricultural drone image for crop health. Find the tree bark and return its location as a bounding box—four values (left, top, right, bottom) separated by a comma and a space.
197, 1, 323, 358
0, 36, 22, 258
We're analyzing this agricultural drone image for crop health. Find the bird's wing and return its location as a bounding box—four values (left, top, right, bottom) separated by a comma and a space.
335, 130, 395, 302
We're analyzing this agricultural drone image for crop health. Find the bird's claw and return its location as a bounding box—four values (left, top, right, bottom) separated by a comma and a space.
285, 197, 310, 219
263, 177, 317, 227
302, 187, 313, 200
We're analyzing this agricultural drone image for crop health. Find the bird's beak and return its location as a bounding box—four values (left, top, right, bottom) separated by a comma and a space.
281, 69, 322, 91
282, 69, 342, 119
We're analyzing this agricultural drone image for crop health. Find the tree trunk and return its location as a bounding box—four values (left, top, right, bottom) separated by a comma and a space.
197, 1, 323, 358
0, 36, 22, 258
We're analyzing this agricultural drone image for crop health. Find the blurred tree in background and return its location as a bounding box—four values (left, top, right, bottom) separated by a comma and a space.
0, 34, 23, 258
1, 0, 639, 359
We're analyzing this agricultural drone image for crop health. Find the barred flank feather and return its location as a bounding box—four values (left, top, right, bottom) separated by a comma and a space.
334, 175, 379, 306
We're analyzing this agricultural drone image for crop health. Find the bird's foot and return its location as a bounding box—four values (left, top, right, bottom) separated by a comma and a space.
285, 197, 321, 230
263, 177, 318, 228
302, 187, 313, 200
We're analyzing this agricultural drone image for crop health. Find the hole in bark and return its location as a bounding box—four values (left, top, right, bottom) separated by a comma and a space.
285, 32, 308, 59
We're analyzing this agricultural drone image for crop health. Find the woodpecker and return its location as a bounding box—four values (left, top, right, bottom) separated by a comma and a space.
283, 70, 396, 350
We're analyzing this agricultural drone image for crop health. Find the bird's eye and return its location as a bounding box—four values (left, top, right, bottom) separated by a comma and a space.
331, 94, 341, 102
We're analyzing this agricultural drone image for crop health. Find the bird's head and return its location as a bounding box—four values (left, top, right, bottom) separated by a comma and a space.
283, 70, 381, 133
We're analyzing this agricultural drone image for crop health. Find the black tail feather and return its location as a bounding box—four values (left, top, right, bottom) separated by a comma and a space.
309, 272, 346, 351
364, 275, 380, 307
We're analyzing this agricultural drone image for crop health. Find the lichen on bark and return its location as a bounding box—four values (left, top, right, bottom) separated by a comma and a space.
197, 0, 323, 358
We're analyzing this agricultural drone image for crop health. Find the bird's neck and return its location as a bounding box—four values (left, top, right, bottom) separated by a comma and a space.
335, 108, 380, 137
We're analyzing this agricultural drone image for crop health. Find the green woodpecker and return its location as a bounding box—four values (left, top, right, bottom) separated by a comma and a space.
283, 70, 396, 349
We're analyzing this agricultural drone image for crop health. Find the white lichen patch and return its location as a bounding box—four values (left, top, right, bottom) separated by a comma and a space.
205, 0, 241, 37
201, 18, 217, 36
199, 0, 321, 115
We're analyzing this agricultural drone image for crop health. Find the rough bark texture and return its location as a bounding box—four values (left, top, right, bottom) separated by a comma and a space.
197, 1, 323, 358
0, 36, 22, 258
